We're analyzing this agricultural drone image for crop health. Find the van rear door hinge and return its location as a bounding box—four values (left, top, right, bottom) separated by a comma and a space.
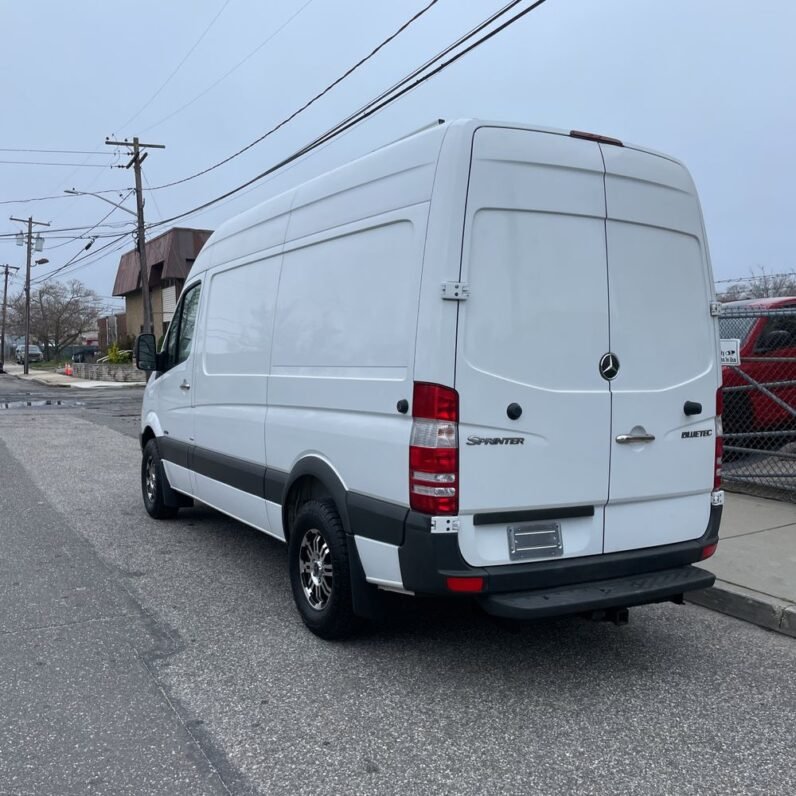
710, 301, 721, 317
441, 281, 469, 301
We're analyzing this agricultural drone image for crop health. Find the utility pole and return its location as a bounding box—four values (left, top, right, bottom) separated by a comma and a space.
105, 137, 165, 337
10, 215, 50, 374
0, 264, 20, 373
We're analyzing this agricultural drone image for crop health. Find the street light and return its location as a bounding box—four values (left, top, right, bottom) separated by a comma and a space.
35, 258, 49, 266
64, 189, 137, 217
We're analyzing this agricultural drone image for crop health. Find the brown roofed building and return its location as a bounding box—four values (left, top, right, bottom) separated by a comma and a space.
112, 227, 212, 338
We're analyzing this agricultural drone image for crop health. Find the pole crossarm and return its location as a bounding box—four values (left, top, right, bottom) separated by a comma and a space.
105, 139, 165, 149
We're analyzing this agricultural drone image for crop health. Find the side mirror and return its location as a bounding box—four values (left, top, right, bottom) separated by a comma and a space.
135, 334, 158, 371
756, 329, 790, 353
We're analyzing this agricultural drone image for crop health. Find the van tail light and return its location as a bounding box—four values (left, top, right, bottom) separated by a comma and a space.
714, 388, 724, 490
700, 542, 718, 561
446, 576, 484, 593
410, 382, 459, 515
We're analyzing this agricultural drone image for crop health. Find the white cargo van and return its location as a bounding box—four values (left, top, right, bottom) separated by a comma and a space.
135, 119, 723, 638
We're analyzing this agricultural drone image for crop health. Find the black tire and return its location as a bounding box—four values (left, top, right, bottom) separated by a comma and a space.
288, 499, 359, 639
141, 439, 179, 519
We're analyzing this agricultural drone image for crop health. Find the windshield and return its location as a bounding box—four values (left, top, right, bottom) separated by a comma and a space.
719, 316, 755, 343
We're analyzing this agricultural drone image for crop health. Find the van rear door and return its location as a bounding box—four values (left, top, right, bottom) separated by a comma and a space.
600, 145, 718, 553
453, 127, 611, 566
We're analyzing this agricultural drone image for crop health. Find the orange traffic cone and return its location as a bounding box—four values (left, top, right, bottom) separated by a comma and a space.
65, 363, 72, 376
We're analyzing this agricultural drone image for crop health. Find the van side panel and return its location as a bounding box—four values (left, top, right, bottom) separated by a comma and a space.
267, 206, 429, 512
190, 253, 282, 536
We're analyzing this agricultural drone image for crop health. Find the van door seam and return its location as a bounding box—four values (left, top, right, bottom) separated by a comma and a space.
453, 126, 479, 388
598, 142, 612, 554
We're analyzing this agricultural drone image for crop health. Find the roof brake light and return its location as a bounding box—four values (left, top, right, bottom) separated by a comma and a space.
569, 130, 624, 147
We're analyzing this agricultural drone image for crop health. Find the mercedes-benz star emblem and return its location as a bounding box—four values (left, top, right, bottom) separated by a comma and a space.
599, 352, 620, 381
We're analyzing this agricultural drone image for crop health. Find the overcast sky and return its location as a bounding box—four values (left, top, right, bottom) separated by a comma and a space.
1, 0, 795, 308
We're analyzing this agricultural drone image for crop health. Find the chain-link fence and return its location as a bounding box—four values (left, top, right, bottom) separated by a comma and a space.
719, 303, 796, 501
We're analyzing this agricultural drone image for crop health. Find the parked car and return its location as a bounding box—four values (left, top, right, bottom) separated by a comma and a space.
134, 119, 722, 638
15, 344, 43, 364
720, 296, 796, 433
72, 347, 99, 363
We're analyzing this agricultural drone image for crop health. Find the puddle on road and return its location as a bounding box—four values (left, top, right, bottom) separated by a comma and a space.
0, 399, 85, 409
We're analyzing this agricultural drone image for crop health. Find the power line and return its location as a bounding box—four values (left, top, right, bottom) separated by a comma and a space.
0, 160, 114, 168
138, 2, 523, 229
31, 0, 548, 286
31, 232, 132, 285
32, 191, 135, 253
146, 0, 439, 191
155, 119, 361, 229
0, 222, 134, 238
141, 168, 164, 222
0, 148, 116, 155
140, 0, 318, 135
148, 0, 548, 230
49, 236, 133, 284
117, 0, 232, 132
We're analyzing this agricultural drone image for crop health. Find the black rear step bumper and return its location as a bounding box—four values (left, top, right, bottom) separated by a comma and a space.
397, 504, 722, 598
478, 565, 715, 620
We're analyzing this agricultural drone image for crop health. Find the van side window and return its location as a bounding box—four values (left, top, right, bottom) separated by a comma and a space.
160, 283, 201, 371
162, 312, 180, 367
176, 283, 201, 365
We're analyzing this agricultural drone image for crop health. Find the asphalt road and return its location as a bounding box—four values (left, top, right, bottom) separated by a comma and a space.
1, 373, 795, 795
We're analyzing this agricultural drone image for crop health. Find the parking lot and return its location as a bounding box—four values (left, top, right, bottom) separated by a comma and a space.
1, 379, 795, 795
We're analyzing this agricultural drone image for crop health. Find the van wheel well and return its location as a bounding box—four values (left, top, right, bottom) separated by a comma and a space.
283, 476, 333, 542
141, 426, 156, 450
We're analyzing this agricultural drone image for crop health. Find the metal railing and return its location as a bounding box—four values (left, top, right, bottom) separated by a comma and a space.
719, 305, 796, 501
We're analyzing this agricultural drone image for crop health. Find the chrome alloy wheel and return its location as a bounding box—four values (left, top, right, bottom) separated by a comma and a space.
145, 456, 158, 504
299, 528, 333, 610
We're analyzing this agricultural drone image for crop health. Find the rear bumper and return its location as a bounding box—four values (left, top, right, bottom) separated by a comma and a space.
478, 565, 715, 619
397, 504, 722, 599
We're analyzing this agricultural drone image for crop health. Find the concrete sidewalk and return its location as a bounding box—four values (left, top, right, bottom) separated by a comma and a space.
689, 491, 796, 637
1, 362, 144, 389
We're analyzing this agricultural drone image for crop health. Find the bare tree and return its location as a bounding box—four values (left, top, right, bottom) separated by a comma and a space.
719, 266, 796, 301
8, 280, 102, 359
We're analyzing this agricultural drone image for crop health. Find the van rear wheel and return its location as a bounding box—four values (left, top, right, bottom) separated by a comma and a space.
141, 439, 179, 520
288, 499, 358, 639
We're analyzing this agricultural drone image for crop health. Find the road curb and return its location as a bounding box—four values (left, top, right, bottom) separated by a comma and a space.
4, 371, 144, 389
687, 581, 796, 638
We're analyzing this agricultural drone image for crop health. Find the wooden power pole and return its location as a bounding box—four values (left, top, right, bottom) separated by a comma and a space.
105, 137, 165, 337
0, 263, 20, 373
10, 215, 50, 374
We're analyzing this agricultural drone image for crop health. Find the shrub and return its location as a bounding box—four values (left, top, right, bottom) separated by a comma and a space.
106, 342, 132, 364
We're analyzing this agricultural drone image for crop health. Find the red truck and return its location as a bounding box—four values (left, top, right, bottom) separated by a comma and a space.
720, 296, 796, 434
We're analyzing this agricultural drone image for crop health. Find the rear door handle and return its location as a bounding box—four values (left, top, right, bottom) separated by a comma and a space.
616, 432, 655, 444
180, 380, 191, 391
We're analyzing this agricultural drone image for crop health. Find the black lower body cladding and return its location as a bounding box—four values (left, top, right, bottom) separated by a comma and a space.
398, 505, 722, 597
152, 437, 721, 614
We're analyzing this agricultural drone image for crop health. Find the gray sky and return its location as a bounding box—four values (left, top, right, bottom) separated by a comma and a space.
2, 0, 795, 307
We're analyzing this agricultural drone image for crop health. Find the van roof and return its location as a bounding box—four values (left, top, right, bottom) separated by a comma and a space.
194, 118, 685, 274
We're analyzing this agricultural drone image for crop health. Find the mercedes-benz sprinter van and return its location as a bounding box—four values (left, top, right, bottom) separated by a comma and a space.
135, 120, 723, 638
